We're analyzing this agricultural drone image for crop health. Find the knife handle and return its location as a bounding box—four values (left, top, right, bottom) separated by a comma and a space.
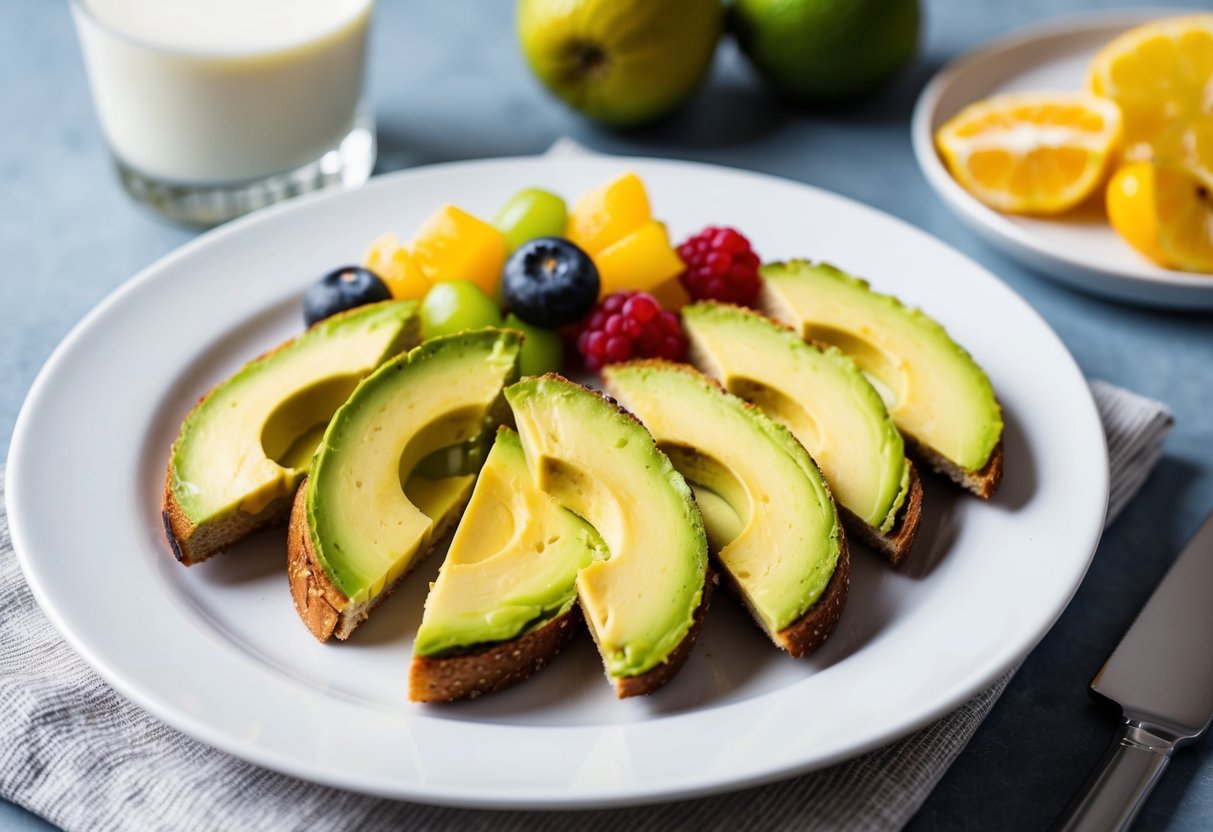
1054, 720, 1176, 832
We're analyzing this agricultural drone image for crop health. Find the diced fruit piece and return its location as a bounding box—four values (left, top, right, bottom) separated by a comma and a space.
594, 220, 685, 295
419, 280, 503, 339
493, 188, 568, 251
1106, 163, 1173, 266
501, 237, 601, 328
603, 361, 847, 657
164, 301, 420, 565
1087, 14, 1213, 155
504, 313, 564, 376
289, 330, 522, 641
676, 226, 762, 305
681, 302, 916, 559
935, 91, 1123, 214
758, 261, 1004, 495
575, 291, 686, 371
362, 233, 432, 300
410, 204, 508, 297
505, 374, 710, 696
648, 274, 692, 312
303, 267, 392, 326
566, 171, 652, 254
409, 427, 607, 702
1155, 162, 1213, 273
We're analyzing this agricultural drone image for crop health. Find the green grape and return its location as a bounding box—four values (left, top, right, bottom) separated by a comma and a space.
419, 280, 503, 339
493, 188, 568, 251
505, 313, 564, 376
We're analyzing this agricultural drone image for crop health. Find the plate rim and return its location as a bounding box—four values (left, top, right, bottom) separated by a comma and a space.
910, 6, 1213, 308
6, 153, 1110, 808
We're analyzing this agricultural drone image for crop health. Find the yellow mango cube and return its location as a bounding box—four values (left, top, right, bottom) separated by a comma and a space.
362, 233, 432, 300
410, 204, 508, 297
593, 220, 685, 296
566, 171, 652, 255
648, 274, 692, 313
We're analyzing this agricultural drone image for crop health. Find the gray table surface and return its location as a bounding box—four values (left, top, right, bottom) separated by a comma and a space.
3, 0, 1211, 829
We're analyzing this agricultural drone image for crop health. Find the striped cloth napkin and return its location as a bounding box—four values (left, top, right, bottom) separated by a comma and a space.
0, 380, 1171, 832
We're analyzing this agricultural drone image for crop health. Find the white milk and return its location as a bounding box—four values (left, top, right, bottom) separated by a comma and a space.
73, 0, 373, 184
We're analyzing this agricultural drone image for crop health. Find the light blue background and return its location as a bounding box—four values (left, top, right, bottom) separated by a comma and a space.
2, 0, 1209, 829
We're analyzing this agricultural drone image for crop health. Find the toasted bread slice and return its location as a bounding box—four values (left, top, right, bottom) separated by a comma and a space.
409, 607, 583, 703
287, 477, 471, 642
907, 435, 1004, 501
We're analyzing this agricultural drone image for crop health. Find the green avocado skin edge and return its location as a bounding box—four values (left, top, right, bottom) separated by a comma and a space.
505, 375, 709, 680
305, 329, 522, 603
760, 260, 1003, 474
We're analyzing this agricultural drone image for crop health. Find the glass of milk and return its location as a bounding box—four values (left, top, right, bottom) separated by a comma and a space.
71, 0, 375, 227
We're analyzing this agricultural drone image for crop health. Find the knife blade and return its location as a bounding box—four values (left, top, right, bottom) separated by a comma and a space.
1056, 509, 1213, 832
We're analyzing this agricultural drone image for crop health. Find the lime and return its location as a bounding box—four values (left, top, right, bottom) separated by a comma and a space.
730, 0, 920, 104
517, 0, 725, 127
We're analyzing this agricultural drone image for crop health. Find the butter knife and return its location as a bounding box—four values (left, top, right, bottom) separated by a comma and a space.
1056, 509, 1213, 831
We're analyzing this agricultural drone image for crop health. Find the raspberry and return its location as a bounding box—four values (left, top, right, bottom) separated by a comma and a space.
575, 291, 687, 371
676, 226, 762, 306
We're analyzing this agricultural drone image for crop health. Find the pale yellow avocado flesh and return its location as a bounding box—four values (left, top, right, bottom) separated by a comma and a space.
413, 428, 607, 657
760, 261, 1002, 472
169, 301, 420, 525
682, 303, 909, 533
603, 363, 841, 635
505, 375, 708, 679
307, 330, 521, 604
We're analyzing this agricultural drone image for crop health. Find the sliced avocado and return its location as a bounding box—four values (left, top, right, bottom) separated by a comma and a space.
505, 375, 708, 687
413, 427, 607, 659
603, 361, 843, 643
164, 300, 420, 564
759, 261, 1002, 474
305, 330, 521, 608
682, 302, 909, 534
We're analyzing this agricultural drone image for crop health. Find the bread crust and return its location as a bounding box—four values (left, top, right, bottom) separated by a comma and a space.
408, 607, 584, 703
612, 567, 715, 699
839, 458, 923, 568
773, 524, 851, 657
907, 434, 1004, 500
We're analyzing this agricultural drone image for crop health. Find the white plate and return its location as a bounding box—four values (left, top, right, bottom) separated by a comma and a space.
911, 9, 1213, 310
7, 156, 1108, 808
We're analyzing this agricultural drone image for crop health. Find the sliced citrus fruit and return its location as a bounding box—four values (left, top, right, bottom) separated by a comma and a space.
936, 92, 1123, 214
1154, 162, 1213, 273
1106, 163, 1173, 267
1087, 15, 1213, 156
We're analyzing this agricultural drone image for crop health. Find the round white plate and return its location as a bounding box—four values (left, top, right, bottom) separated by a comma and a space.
911, 8, 1213, 310
7, 156, 1108, 808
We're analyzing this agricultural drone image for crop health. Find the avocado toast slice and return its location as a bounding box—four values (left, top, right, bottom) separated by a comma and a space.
681, 302, 922, 567
506, 374, 712, 698
409, 427, 609, 702
758, 260, 1003, 498
603, 360, 849, 657
288, 329, 522, 642
163, 300, 420, 565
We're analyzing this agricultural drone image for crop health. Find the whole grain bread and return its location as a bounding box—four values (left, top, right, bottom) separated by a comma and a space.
906, 434, 1004, 501
408, 607, 583, 703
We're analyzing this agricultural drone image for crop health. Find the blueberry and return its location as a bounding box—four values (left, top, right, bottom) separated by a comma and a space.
500, 237, 600, 329
303, 266, 392, 326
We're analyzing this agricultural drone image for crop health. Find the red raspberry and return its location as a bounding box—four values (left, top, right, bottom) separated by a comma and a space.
575, 291, 687, 371
676, 226, 762, 306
